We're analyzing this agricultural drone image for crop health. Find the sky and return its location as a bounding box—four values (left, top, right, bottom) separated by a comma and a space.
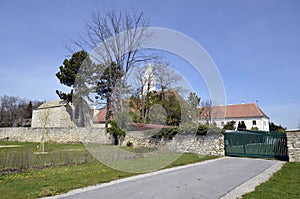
0, 0, 299, 129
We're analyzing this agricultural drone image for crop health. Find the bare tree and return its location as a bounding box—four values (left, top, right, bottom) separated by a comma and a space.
1, 96, 27, 127
38, 108, 52, 153
0, 96, 18, 127
0, 96, 43, 128
74, 9, 156, 122
200, 100, 224, 125
201, 100, 212, 124
152, 62, 181, 100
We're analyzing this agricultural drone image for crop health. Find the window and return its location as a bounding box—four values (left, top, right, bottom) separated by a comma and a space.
252, 120, 256, 125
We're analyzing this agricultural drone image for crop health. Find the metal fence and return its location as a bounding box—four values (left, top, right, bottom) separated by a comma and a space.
224, 130, 289, 161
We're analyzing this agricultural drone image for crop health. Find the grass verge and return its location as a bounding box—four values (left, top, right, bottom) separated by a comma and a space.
242, 162, 300, 199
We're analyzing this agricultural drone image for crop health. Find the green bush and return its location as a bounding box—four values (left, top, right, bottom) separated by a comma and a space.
150, 122, 222, 142
151, 127, 177, 141
223, 120, 236, 130
196, 123, 209, 136
107, 121, 126, 145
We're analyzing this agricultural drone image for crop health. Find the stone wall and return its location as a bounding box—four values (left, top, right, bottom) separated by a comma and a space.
286, 130, 300, 162
0, 128, 224, 157
0, 127, 112, 144
122, 131, 225, 156
169, 134, 224, 156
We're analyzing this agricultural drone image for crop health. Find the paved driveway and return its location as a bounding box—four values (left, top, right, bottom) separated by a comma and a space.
49, 157, 283, 199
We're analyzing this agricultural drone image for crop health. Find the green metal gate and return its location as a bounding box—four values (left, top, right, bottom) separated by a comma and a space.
224, 130, 289, 161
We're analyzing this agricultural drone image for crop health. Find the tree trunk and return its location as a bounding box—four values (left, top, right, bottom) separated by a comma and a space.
105, 95, 111, 128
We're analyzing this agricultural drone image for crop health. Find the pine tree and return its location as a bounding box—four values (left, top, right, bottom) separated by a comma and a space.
96, 62, 124, 127
56, 51, 90, 103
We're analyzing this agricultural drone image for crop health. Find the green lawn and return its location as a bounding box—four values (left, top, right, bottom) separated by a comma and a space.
1, 141, 299, 199
0, 141, 94, 171
0, 140, 217, 198
242, 162, 300, 199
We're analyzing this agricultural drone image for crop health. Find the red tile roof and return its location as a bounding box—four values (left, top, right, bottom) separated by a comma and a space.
93, 108, 107, 123
202, 103, 269, 119
224, 103, 269, 119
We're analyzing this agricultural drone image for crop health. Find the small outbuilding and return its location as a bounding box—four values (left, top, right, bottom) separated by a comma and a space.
31, 99, 92, 128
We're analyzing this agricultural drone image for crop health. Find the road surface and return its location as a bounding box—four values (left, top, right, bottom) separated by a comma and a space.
49, 157, 282, 199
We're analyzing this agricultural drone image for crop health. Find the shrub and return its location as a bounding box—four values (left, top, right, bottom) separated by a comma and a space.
126, 141, 133, 147
196, 123, 209, 136
107, 121, 126, 145
151, 127, 177, 142
251, 126, 259, 131
223, 120, 236, 130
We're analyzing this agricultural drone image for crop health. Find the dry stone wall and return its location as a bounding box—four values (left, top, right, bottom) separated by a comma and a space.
286, 130, 300, 162
122, 131, 225, 156
2, 127, 298, 161
0, 127, 112, 144
169, 134, 225, 156
0, 127, 224, 156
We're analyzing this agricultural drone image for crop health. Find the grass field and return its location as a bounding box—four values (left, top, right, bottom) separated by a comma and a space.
242, 162, 300, 199
1, 141, 298, 199
0, 141, 94, 171
0, 141, 217, 198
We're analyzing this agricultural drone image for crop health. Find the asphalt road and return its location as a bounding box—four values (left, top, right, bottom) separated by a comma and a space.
56, 157, 280, 199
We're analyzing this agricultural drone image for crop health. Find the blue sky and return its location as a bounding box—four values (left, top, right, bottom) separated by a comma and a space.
0, 0, 299, 129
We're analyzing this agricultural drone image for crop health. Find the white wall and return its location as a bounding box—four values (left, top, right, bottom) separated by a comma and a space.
213, 117, 269, 131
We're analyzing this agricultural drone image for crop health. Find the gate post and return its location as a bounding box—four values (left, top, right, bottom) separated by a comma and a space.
286, 130, 300, 162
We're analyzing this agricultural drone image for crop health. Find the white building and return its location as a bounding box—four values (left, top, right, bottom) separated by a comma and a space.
202, 103, 270, 131
142, 64, 157, 95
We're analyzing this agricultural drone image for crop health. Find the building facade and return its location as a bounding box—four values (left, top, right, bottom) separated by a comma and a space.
202, 103, 270, 131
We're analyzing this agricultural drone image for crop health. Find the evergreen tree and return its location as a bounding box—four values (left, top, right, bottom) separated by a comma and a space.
96, 62, 124, 128
237, 121, 247, 130
187, 92, 200, 109
56, 50, 89, 103
269, 122, 286, 132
